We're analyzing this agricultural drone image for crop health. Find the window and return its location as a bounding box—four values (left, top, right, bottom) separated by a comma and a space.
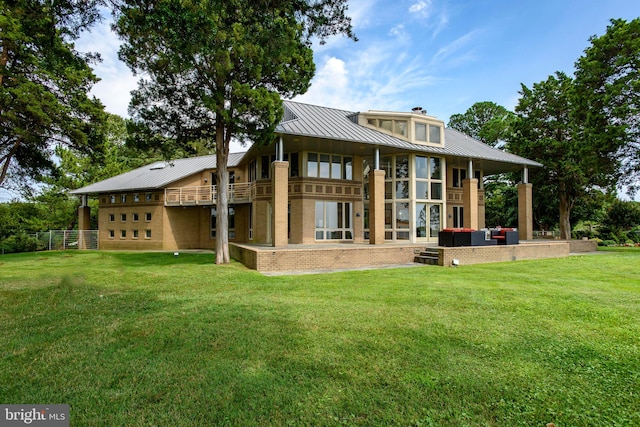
452, 168, 467, 188
319, 154, 330, 178
307, 153, 318, 178
453, 206, 464, 228
315, 201, 353, 240
261, 155, 271, 179
145, 192, 152, 201
429, 124, 441, 143
121, 213, 127, 222
110, 195, 116, 204
290, 153, 299, 177
108, 214, 115, 222
133, 229, 139, 239
108, 230, 114, 239
120, 230, 126, 238
145, 213, 152, 221
145, 229, 151, 239
416, 203, 427, 238
394, 120, 407, 137
415, 123, 427, 142
307, 153, 353, 180
343, 157, 352, 180
121, 194, 127, 203
133, 213, 139, 222
429, 204, 441, 238
379, 119, 392, 132
415, 122, 442, 144
133, 193, 140, 202
210, 207, 235, 239
383, 155, 444, 241
249, 159, 257, 182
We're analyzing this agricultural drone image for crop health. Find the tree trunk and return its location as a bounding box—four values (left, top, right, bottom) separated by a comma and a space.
558, 181, 572, 240
0, 41, 8, 87
215, 120, 230, 264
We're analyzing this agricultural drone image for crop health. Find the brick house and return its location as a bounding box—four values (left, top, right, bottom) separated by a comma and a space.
71, 100, 541, 257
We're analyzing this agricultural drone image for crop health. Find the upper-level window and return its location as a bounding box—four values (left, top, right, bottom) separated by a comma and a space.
121, 194, 127, 203
366, 115, 442, 145
306, 153, 352, 180
416, 123, 441, 144
259, 153, 297, 179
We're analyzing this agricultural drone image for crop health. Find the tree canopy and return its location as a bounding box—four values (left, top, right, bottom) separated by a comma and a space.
0, 0, 106, 189
574, 18, 640, 197
447, 101, 514, 147
114, 0, 355, 263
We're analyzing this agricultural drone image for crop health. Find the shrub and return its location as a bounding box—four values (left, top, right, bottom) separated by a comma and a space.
0, 233, 46, 254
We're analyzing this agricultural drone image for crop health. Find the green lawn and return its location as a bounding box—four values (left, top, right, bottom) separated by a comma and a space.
1, 249, 639, 426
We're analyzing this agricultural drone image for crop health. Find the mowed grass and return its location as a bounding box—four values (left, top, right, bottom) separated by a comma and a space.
1, 249, 639, 426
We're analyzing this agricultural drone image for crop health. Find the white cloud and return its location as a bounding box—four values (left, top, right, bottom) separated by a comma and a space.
409, 0, 432, 16
76, 17, 138, 117
388, 24, 410, 42
430, 29, 482, 67
295, 38, 440, 113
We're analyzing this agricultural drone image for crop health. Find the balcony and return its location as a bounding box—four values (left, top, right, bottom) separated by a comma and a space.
164, 183, 253, 206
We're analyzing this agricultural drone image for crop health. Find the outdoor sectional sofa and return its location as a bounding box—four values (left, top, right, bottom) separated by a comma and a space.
438, 228, 497, 247
490, 228, 519, 245
438, 228, 520, 247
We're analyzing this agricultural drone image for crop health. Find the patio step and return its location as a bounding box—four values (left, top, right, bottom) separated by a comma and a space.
414, 248, 440, 266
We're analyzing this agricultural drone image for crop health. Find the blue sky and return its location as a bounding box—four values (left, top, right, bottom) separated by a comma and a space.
77, 0, 640, 127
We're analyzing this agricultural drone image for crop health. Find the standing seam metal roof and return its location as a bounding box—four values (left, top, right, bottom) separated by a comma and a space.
277, 100, 541, 168
70, 152, 246, 194
72, 101, 540, 195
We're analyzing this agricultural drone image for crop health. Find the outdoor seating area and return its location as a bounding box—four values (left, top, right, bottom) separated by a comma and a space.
438, 228, 519, 247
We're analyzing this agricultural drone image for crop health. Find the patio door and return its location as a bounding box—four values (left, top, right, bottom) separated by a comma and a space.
415, 202, 442, 242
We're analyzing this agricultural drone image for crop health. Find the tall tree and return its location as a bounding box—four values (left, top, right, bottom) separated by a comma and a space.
574, 18, 640, 197
447, 101, 514, 147
509, 72, 620, 240
0, 0, 106, 189
114, 0, 355, 264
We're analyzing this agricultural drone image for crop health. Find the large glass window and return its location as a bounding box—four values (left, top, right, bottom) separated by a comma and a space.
315, 201, 353, 240
382, 154, 444, 241
307, 153, 354, 180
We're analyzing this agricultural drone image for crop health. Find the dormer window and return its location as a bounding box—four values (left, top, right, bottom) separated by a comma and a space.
361, 112, 443, 146
429, 124, 441, 143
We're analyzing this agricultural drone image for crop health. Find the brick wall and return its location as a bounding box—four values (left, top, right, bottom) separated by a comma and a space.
438, 241, 570, 267
230, 243, 424, 272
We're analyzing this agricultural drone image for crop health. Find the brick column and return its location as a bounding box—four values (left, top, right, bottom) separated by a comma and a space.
271, 161, 289, 247
369, 169, 385, 245
518, 183, 533, 240
462, 178, 479, 230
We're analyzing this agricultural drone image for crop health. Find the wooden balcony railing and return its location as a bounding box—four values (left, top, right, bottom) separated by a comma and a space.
164, 183, 253, 206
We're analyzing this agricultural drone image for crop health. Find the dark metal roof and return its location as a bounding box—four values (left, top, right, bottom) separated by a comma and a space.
70, 152, 246, 195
